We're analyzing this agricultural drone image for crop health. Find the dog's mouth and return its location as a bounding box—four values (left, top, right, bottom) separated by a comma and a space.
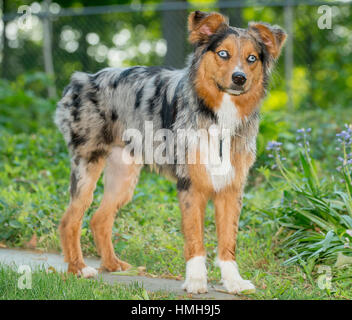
224, 88, 244, 96
216, 83, 247, 96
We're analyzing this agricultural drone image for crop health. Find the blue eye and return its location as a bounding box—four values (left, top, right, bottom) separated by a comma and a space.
247, 55, 257, 63
217, 50, 229, 59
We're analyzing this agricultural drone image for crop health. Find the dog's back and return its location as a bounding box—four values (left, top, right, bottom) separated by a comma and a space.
55, 66, 186, 164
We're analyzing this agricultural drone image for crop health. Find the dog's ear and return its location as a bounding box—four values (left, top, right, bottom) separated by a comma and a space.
249, 22, 287, 59
188, 11, 229, 45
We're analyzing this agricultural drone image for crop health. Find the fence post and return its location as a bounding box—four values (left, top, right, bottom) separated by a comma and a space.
1, 0, 10, 79
284, 0, 294, 109
42, 0, 56, 98
162, 0, 187, 68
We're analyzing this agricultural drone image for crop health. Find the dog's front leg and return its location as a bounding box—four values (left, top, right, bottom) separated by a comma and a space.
178, 186, 208, 294
214, 189, 255, 294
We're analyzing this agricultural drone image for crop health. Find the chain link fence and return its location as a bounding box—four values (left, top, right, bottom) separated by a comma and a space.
1, 1, 352, 110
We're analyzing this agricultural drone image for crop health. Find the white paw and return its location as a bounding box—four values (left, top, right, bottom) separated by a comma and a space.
216, 259, 255, 294
80, 266, 98, 278
223, 278, 255, 294
182, 256, 208, 294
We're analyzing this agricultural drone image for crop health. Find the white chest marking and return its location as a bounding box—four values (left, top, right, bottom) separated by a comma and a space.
205, 94, 240, 192
216, 93, 242, 135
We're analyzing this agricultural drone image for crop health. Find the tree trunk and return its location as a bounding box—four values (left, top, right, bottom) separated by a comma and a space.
162, 0, 187, 68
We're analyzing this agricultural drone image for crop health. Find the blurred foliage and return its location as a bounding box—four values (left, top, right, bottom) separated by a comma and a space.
1, 1, 351, 110
0, 73, 56, 133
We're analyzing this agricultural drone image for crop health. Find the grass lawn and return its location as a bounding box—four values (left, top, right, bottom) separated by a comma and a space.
0, 264, 176, 300
1, 108, 352, 300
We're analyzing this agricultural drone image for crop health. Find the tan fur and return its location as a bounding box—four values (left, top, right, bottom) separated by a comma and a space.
60, 158, 105, 274
249, 23, 287, 59
213, 140, 255, 261
90, 147, 141, 271
179, 186, 209, 260
188, 11, 228, 45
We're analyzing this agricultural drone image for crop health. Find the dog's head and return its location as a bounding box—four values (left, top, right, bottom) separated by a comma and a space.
188, 11, 286, 111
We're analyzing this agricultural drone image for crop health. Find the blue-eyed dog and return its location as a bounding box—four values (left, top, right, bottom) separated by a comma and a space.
55, 10, 286, 294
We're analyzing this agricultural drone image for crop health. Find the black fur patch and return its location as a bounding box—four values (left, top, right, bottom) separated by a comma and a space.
70, 170, 78, 198
86, 90, 98, 107
148, 76, 163, 114
70, 82, 83, 122
71, 82, 83, 108
161, 79, 182, 129
89, 75, 100, 92
62, 84, 71, 97
219, 139, 223, 160
88, 149, 108, 163
134, 87, 144, 109
91, 70, 108, 82
72, 108, 80, 122
177, 178, 191, 191
258, 41, 270, 89
160, 90, 174, 129
197, 98, 217, 121
111, 67, 140, 88
73, 156, 80, 166
205, 28, 238, 52
101, 123, 114, 144
111, 110, 118, 121
99, 111, 106, 120
70, 131, 86, 148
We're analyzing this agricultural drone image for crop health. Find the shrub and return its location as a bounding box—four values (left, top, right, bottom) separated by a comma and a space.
0, 73, 56, 134
261, 126, 352, 266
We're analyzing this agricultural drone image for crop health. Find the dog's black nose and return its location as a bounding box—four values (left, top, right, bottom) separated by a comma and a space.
232, 72, 247, 86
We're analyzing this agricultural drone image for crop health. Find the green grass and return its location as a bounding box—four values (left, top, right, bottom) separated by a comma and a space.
1, 110, 352, 299
0, 264, 176, 300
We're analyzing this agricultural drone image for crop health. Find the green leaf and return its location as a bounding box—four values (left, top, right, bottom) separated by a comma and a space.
9, 220, 22, 229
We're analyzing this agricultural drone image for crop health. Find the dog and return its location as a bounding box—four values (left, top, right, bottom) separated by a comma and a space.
55, 10, 286, 294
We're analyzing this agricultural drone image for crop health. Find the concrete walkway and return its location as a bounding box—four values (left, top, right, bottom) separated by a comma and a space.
0, 248, 239, 300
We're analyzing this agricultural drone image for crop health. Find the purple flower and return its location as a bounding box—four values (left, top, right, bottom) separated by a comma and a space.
335, 124, 352, 172
337, 125, 352, 145
296, 127, 312, 151
266, 141, 282, 152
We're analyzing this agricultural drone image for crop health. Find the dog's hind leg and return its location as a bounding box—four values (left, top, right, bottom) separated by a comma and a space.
90, 147, 141, 272
60, 156, 105, 277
